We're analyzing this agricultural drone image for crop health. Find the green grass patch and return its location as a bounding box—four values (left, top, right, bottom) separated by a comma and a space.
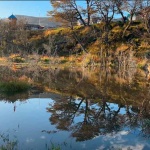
0, 81, 31, 94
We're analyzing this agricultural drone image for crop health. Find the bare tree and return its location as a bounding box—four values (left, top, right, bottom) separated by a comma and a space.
114, 0, 127, 24
82, 0, 97, 26
95, 0, 116, 44
0, 18, 33, 57
122, 0, 141, 38
140, 0, 150, 34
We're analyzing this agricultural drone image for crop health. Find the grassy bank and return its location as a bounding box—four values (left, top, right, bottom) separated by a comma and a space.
1, 21, 150, 69
0, 80, 31, 95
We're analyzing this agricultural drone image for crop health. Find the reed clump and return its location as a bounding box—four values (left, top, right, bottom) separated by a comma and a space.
0, 80, 31, 94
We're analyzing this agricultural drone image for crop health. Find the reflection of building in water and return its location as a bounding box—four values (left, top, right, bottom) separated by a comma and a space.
14, 102, 16, 112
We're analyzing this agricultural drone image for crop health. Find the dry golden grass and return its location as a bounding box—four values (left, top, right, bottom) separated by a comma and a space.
139, 41, 150, 49
0, 57, 7, 62
116, 44, 130, 53
111, 26, 122, 33
137, 58, 147, 68
88, 39, 101, 54
44, 27, 71, 37
18, 75, 29, 82
44, 29, 58, 37
29, 35, 42, 41
80, 26, 92, 35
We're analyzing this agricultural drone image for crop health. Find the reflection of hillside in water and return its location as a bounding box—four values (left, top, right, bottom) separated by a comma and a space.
0, 65, 150, 105
0, 65, 150, 142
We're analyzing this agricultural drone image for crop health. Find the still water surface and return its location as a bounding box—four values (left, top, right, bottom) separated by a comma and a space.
0, 66, 150, 149
0, 97, 150, 150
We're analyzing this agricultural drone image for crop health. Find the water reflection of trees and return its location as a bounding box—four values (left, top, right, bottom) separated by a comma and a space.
47, 97, 150, 141
46, 98, 123, 141
0, 65, 150, 105
1, 65, 150, 140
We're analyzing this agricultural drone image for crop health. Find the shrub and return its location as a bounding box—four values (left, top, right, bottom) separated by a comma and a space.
0, 81, 30, 94
9, 54, 25, 63
112, 26, 123, 33
12, 56, 25, 63
40, 56, 50, 63
59, 59, 68, 64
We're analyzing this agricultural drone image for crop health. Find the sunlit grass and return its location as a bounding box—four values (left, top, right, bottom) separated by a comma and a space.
0, 21, 147, 69
9, 54, 25, 63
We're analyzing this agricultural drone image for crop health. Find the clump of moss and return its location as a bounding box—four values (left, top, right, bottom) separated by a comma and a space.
0, 81, 31, 94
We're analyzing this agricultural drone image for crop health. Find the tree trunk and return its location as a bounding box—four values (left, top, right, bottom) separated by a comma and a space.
144, 18, 150, 34
72, 30, 88, 53
120, 11, 126, 24
87, 0, 90, 26
122, 20, 132, 38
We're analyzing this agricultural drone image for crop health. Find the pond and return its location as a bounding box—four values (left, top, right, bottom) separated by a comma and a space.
0, 66, 150, 150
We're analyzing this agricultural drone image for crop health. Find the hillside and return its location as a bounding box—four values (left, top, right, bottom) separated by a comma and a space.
15, 15, 61, 28
0, 19, 150, 69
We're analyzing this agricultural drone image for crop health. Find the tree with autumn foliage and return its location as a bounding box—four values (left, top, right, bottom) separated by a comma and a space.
48, 0, 96, 28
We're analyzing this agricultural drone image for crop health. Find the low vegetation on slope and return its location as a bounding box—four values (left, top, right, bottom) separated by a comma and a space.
0, 21, 150, 68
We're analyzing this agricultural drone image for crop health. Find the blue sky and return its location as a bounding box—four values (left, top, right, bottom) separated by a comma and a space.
0, 1, 86, 19
0, 1, 125, 19
0, 1, 52, 18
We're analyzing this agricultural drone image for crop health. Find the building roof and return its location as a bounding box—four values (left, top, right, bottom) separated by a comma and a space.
8, 14, 17, 20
